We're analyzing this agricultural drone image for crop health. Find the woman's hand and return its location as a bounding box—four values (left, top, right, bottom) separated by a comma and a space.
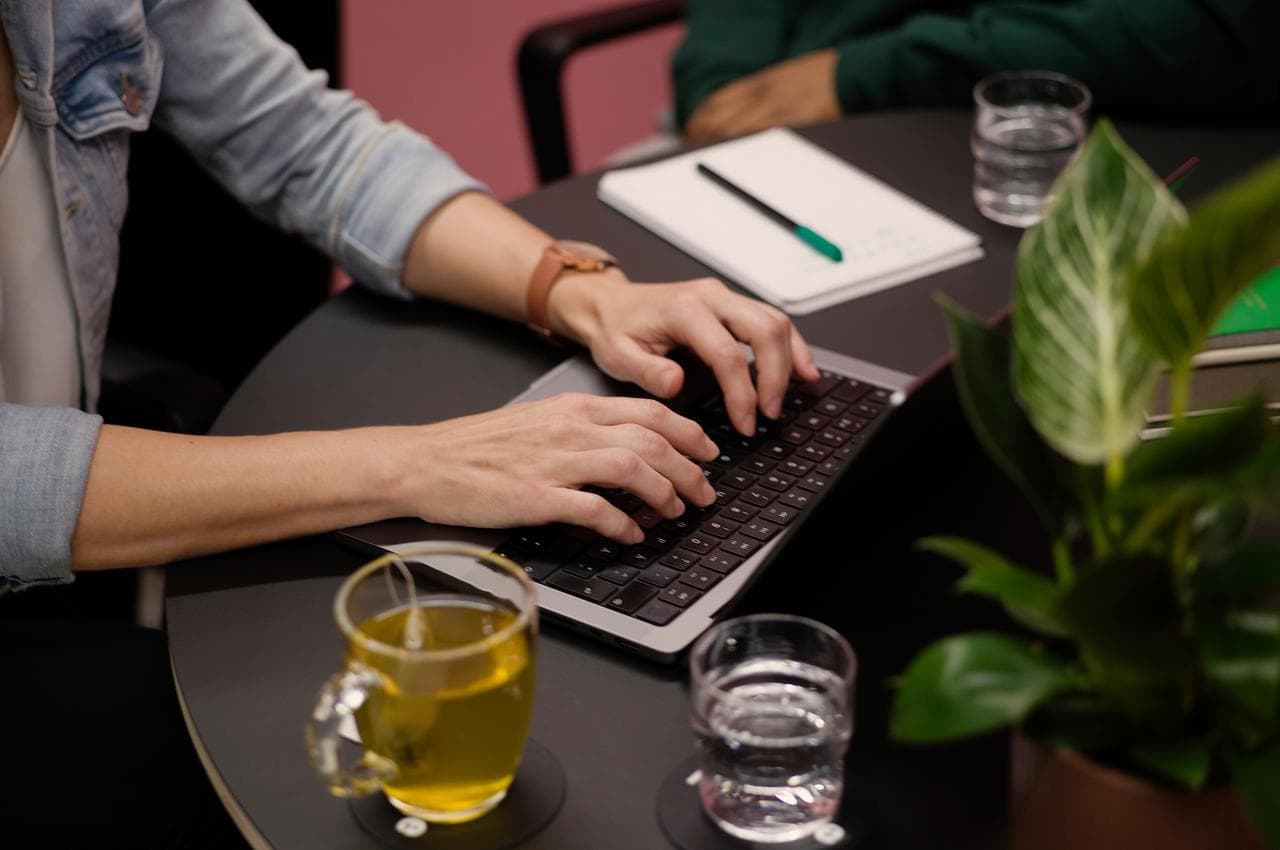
547, 274, 821, 436
402, 392, 720, 543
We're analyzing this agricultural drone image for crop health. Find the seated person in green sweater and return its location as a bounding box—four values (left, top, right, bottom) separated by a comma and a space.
675, 0, 1280, 143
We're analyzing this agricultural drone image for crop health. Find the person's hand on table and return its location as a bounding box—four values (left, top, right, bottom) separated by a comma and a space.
407, 394, 719, 544
545, 273, 821, 437
685, 49, 841, 144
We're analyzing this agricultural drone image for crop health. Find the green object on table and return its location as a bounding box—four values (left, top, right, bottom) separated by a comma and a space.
1213, 266, 1280, 336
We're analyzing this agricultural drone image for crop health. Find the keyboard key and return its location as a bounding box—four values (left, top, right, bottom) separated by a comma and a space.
816, 399, 847, 417
779, 489, 815, 510
740, 487, 776, 508
741, 520, 782, 542
609, 492, 643, 512
639, 565, 682, 587
852, 401, 884, 419
515, 557, 560, 582
622, 547, 659, 568
783, 392, 809, 411
564, 559, 608, 579
631, 507, 664, 529
586, 541, 621, 562
832, 380, 871, 402
710, 450, 739, 470
868, 387, 893, 404
547, 570, 617, 603
797, 375, 840, 397
681, 534, 717, 555
817, 459, 840, 476
680, 568, 721, 591
712, 487, 736, 505
760, 505, 799, 526
700, 518, 738, 538
599, 565, 640, 585
661, 550, 698, 571
721, 470, 757, 490
781, 426, 812, 446
721, 536, 761, 557
606, 580, 657, 614
797, 474, 829, 493
636, 599, 681, 626
760, 441, 793, 459
661, 584, 702, 608
797, 443, 831, 462
780, 457, 813, 477
833, 415, 867, 434
758, 472, 795, 492
816, 429, 850, 448
835, 443, 858, 460
720, 502, 758, 523
739, 456, 775, 475
797, 413, 830, 431
641, 529, 679, 552
701, 552, 743, 574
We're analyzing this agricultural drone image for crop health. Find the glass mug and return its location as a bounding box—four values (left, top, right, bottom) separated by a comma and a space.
690, 614, 857, 844
306, 544, 538, 824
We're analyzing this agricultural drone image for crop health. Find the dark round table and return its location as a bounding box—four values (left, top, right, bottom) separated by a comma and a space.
164, 110, 1280, 850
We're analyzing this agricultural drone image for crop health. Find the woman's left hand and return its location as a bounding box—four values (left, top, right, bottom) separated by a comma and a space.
546, 272, 821, 436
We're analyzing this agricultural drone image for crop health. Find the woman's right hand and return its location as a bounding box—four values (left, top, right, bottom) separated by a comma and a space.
398, 393, 720, 544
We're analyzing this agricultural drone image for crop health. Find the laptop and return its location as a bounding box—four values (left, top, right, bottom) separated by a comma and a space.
338, 345, 911, 662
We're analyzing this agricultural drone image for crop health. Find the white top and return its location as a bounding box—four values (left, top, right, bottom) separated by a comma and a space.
0, 108, 81, 406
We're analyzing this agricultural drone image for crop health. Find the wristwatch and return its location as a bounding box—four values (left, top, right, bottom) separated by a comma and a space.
525, 240, 618, 337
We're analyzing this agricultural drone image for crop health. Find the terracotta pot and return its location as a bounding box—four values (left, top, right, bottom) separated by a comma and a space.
1009, 739, 1265, 850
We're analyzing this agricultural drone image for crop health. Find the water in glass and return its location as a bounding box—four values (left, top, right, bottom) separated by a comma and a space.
694, 658, 851, 844
972, 104, 1085, 227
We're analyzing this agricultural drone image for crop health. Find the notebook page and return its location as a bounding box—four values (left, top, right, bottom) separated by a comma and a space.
598, 128, 982, 310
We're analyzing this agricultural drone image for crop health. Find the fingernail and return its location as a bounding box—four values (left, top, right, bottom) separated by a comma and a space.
670, 499, 686, 517
629, 526, 645, 545
741, 414, 756, 436
766, 398, 782, 419
703, 438, 719, 459
701, 482, 717, 505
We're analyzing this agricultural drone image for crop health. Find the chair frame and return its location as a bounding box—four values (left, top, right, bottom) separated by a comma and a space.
517, 0, 685, 185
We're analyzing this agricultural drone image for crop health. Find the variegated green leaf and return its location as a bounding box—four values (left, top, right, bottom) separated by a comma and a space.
1012, 120, 1187, 466
1129, 157, 1280, 370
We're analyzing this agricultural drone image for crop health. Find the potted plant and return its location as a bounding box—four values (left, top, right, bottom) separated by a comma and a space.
890, 119, 1280, 849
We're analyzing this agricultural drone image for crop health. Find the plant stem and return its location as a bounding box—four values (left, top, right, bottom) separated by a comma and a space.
1051, 539, 1074, 584
1125, 488, 1192, 554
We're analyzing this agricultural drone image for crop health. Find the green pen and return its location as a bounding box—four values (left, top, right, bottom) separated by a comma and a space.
696, 162, 843, 262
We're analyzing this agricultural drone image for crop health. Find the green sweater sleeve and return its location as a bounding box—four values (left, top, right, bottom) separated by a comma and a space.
672, 0, 802, 128
833, 0, 1280, 115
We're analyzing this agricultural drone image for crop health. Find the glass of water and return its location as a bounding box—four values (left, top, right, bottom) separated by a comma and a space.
971, 70, 1092, 227
689, 614, 856, 844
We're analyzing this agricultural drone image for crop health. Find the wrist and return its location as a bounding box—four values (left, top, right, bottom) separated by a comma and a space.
544, 266, 629, 345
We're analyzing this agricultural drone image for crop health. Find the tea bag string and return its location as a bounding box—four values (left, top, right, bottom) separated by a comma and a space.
383, 555, 428, 651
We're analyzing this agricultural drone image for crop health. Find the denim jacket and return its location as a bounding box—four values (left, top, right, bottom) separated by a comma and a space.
0, 0, 485, 587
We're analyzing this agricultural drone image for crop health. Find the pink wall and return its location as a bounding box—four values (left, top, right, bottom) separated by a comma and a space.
342, 1, 684, 201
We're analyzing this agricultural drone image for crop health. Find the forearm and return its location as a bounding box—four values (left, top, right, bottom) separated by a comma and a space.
400, 191, 627, 339
70, 424, 410, 570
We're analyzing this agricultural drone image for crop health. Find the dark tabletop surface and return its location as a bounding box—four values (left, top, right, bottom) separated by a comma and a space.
165, 110, 1280, 850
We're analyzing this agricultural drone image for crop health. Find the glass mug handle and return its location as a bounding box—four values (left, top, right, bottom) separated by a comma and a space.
305, 663, 397, 798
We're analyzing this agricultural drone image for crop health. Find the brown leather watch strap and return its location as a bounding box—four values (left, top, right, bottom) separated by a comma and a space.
525, 242, 617, 337
526, 244, 570, 337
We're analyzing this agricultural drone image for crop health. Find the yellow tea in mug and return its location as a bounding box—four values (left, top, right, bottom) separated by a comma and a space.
349, 599, 536, 821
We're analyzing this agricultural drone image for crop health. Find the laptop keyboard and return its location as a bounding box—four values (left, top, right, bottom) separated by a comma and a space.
494, 370, 894, 627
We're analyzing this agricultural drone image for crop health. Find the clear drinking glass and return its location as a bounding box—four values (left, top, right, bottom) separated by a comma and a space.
971, 70, 1092, 227
689, 614, 856, 844
306, 544, 538, 824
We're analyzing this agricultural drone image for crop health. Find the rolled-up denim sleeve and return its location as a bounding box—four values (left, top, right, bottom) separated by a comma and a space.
144, 0, 487, 298
0, 404, 102, 588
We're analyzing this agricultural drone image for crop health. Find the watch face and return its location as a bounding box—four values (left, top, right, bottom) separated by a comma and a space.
553, 240, 617, 269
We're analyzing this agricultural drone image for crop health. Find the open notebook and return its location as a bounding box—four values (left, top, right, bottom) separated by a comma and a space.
598, 128, 984, 315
